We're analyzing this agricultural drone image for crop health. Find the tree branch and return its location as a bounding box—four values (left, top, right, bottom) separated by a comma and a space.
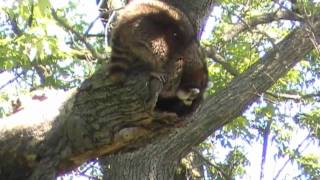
163, 18, 320, 159
273, 134, 311, 179
7, 14, 22, 36
260, 118, 273, 180
51, 9, 106, 60
266, 91, 320, 102
84, 15, 101, 36
205, 46, 240, 76
0, 71, 25, 90
223, 10, 302, 41
192, 149, 232, 180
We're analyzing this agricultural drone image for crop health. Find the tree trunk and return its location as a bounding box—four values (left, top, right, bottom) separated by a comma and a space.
99, 0, 215, 179
98, 0, 320, 177
101, 147, 179, 180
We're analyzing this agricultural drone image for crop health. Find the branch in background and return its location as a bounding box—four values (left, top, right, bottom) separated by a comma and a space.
85, 33, 105, 38
265, 92, 320, 102
192, 148, 232, 180
84, 15, 101, 36
223, 10, 302, 42
273, 134, 311, 179
26, 1, 34, 29
304, 16, 320, 54
7, 15, 22, 36
205, 38, 319, 104
51, 9, 106, 60
75, 160, 99, 179
205, 46, 239, 76
0, 71, 25, 90
205, 44, 320, 104
99, 7, 124, 46
99, 8, 121, 24
260, 118, 273, 180
34, 65, 47, 85
6, 1, 34, 36
253, 29, 277, 49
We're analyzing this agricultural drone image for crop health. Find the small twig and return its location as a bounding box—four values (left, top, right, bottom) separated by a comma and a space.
51, 8, 106, 60
205, 46, 239, 76
0, 71, 24, 90
75, 160, 99, 179
85, 33, 105, 38
273, 134, 311, 179
305, 17, 320, 54
254, 29, 277, 49
99, 7, 123, 15
84, 15, 101, 36
192, 148, 232, 180
6, 14, 22, 36
99, 7, 123, 24
26, 1, 34, 28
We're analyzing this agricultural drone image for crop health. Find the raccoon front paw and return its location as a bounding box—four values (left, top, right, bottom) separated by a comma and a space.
150, 72, 168, 84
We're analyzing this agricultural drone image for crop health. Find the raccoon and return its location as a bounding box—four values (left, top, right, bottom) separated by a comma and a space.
108, 0, 194, 83
108, 0, 208, 117
156, 42, 208, 116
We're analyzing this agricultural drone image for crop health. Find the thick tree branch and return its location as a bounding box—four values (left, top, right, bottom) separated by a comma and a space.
101, 14, 320, 180
161, 19, 320, 158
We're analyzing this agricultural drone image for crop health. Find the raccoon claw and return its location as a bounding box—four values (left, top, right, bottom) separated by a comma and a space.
150, 72, 167, 84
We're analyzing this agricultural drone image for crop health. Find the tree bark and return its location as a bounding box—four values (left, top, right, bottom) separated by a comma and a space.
0, 0, 319, 179
100, 13, 320, 180
101, 147, 180, 180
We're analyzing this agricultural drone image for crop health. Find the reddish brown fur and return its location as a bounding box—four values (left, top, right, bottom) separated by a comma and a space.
108, 0, 208, 117
156, 43, 208, 116
108, 0, 194, 83
179, 43, 208, 97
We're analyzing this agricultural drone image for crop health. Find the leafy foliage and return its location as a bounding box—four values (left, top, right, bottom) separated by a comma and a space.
199, 0, 320, 179
0, 0, 103, 91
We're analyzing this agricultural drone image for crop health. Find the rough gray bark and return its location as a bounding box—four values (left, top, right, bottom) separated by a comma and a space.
101, 147, 179, 180
0, 0, 319, 179
100, 24, 320, 180
98, 1, 320, 179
